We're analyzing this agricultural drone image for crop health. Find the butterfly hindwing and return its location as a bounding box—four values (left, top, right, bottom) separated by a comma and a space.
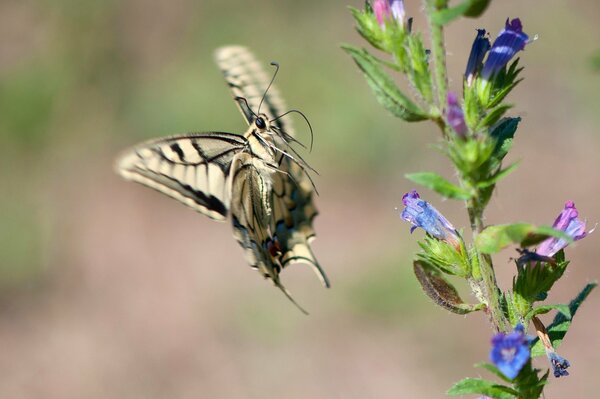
116, 132, 247, 221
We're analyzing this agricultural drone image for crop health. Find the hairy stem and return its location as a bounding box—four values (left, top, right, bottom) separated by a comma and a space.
425, 0, 448, 114
468, 197, 510, 333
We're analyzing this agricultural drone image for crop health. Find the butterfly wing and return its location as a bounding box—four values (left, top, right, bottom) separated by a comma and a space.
115, 132, 247, 221
214, 46, 329, 288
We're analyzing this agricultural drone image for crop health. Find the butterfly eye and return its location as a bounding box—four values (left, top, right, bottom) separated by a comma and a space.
255, 117, 266, 129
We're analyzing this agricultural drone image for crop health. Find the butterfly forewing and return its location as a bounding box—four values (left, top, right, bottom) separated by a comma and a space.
116, 132, 247, 221
214, 46, 293, 134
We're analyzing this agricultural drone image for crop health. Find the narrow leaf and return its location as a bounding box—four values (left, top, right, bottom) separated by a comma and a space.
447, 378, 518, 398
414, 261, 483, 314
477, 162, 520, 189
531, 282, 597, 357
342, 45, 429, 122
476, 223, 573, 254
525, 304, 571, 322
475, 362, 513, 383
406, 172, 472, 200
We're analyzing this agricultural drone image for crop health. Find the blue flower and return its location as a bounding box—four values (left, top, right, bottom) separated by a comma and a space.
490, 324, 531, 380
400, 190, 461, 248
548, 352, 570, 378
464, 29, 491, 85
446, 92, 467, 137
481, 18, 529, 80
536, 201, 590, 257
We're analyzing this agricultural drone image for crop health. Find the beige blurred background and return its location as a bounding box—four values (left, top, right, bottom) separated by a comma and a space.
1, 0, 599, 397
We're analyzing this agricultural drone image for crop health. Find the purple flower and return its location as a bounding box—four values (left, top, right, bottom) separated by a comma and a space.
548, 352, 570, 378
481, 18, 529, 80
446, 92, 467, 137
373, 0, 391, 27
464, 29, 491, 85
490, 324, 531, 380
536, 201, 590, 257
373, 0, 405, 28
400, 190, 461, 248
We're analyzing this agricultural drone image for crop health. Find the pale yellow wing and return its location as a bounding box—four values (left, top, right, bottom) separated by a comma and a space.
115, 132, 246, 220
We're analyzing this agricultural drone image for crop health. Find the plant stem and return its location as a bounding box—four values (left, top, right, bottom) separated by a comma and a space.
425, 0, 509, 333
468, 198, 510, 333
425, 0, 448, 113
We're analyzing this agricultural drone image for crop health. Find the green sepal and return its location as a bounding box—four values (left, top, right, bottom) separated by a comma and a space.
414, 260, 484, 314
475, 223, 573, 254
446, 135, 495, 178
475, 362, 513, 383
342, 45, 429, 122
349, 7, 386, 51
405, 172, 472, 200
417, 235, 469, 277
525, 304, 571, 322
513, 250, 569, 303
430, 0, 491, 25
487, 58, 524, 108
447, 378, 518, 398
477, 104, 513, 131
531, 282, 597, 357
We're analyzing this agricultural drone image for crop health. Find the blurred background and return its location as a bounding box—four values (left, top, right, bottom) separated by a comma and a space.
1, 0, 599, 397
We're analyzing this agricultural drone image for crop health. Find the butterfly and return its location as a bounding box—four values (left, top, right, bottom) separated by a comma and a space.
115, 46, 329, 313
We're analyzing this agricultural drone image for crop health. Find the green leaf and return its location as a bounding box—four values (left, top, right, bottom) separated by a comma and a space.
342, 45, 429, 122
475, 362, 513, 383
476, 224, 573, 254
447, 378, 518, 398
405, 172, 472, 200
490, 117, 521, 160
463, 0, 491, 17
431, 0, 491, 25
413, 261, 484, 314
477, 162, 520, 189
531, 282, 597, 357
525, 304, 571, 322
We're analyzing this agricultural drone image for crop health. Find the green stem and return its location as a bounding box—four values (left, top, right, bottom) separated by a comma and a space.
425, 0, 449, 113
468, 197, 510, 333
424, 0, 509, 333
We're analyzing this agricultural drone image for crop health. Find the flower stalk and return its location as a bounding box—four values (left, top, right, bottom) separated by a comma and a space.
345, 2, 594, 397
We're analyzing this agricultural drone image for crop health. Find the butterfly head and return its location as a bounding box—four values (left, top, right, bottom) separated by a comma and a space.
254, 113, 271, 132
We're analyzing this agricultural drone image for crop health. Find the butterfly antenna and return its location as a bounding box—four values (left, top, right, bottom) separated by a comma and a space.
273, 277, 309, 315
258, 62, 280, 115
271, 109, 314, 152
235, 96, 259, 119
270, 126, 307, 150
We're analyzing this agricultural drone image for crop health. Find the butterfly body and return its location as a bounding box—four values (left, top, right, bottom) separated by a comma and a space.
116, 46, 329, 312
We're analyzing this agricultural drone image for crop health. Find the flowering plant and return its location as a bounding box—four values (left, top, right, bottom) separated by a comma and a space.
343, 1, 595, 398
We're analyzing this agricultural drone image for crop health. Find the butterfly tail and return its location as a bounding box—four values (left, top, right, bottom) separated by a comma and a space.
273, 278, 309, 315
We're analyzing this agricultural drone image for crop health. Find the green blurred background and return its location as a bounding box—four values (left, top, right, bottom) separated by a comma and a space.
1, 0, 599, 397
